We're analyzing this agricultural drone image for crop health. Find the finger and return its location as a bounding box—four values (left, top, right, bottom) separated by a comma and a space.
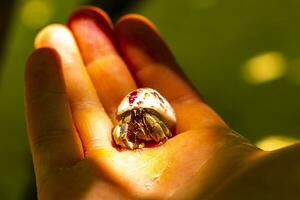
68, 6, 137, 119
115, 15, 227, 131
25, 48, 83, 177
35, 25, 114, 154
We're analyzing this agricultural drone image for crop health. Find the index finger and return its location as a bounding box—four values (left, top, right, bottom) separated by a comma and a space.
25, 48, 83, 177
35, 25, 114, 155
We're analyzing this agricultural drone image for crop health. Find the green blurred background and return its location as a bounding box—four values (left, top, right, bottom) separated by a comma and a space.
1, 0, 300, 199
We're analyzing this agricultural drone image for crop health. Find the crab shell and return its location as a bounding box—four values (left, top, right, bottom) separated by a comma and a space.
116, 88, 176, 129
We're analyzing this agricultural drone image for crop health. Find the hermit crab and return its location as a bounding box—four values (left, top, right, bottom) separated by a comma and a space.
112, 88, 176, 150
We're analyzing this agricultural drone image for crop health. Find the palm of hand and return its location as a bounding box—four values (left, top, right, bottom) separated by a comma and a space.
25, 6, 259, 200
45, 127, 254, 200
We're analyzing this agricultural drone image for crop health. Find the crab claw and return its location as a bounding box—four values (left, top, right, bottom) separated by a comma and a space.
113, 123, 144, 150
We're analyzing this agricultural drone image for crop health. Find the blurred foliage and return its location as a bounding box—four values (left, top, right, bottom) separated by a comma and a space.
1, 0, 300, 199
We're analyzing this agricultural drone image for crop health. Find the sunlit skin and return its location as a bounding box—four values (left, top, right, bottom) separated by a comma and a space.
24, 6, 300, 200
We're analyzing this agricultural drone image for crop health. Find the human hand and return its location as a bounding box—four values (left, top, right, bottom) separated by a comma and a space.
25, 6, 300, 200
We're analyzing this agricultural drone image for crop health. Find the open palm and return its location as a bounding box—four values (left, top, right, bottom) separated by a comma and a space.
25, 7, 263, 200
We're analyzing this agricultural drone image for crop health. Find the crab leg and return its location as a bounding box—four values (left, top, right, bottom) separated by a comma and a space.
144, 113, 168, 143
151, 114, 172, 138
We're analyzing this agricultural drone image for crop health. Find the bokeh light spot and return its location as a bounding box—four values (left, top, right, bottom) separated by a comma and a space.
256, 135, 298, 151
242, 52, 287, 84
21, 0, 52, 29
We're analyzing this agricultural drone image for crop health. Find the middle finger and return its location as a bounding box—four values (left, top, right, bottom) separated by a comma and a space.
68, 7, 137, 121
